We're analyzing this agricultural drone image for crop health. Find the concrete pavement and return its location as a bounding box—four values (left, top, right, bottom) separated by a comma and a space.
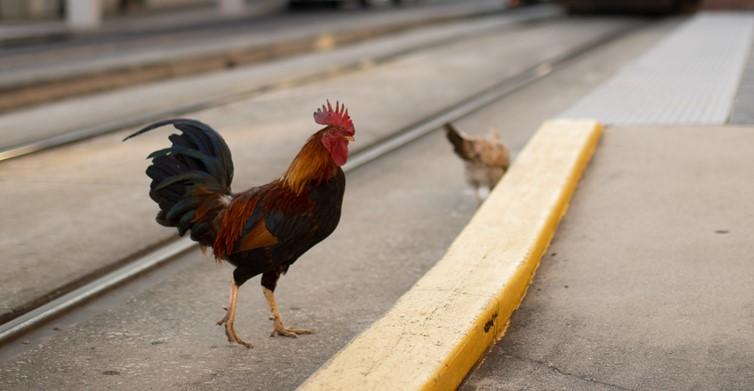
7, 8, 745, 390
0, 16, 637, 324
463, 11, 754, 390
461, 125, 754, 390
0, 100, 481, 391
0, 15, 666, 390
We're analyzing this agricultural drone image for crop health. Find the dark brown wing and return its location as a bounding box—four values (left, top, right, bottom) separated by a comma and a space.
222, 180, 314, 257
236, 219, 279, 253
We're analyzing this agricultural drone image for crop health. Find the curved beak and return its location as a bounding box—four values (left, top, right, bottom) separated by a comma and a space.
345, 136, 355, 142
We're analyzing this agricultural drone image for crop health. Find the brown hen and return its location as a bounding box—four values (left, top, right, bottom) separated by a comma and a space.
445, 122, 510, 204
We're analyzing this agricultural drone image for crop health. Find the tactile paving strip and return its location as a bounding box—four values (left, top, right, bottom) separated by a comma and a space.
561, 13, 753, 125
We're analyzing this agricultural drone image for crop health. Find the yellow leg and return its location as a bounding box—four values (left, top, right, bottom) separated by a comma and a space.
216, 281, 252, 348
263, 287, 314, 338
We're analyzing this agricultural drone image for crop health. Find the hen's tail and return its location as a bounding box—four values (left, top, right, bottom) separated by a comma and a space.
444, 122, 473, 161
125, 118, 234, 247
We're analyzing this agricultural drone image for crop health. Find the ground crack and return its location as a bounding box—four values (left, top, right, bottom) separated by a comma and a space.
503, 352, 635, 391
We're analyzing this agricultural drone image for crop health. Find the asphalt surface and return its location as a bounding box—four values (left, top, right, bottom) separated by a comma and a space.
461, 125, 754, 391
0, 13, 659, 391
0, 16, 638, 322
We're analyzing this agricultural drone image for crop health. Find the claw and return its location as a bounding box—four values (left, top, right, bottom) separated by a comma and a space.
270, 326, 314, 338
219, 318, 252, 348
217, 306, 229, 325
226, 328, 252, 348
262, 286, 313, 340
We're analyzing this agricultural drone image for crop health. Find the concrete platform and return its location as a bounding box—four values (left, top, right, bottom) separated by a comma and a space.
463, 12, 754, 389
731, 21, 754, 124
562, 12, 753, 125
461, 125, 754, 390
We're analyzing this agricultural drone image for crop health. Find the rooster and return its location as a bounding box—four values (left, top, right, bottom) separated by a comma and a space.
125, 101, 355, 348
445, 123, 510, 204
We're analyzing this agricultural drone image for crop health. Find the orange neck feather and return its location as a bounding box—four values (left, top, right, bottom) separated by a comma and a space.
281, 132, 337, 195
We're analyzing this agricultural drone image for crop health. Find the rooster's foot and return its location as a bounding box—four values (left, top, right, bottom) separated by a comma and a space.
217, 320, 252, 348
216, 304, 252, 348
270, 324, 314, 338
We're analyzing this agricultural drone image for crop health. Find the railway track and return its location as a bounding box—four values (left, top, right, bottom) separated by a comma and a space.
0, 17, 647, 346
0, 6, 559, 162
0, 0, 511, 116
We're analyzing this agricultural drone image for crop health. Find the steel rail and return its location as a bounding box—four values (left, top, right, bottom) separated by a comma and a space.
0, 20, 645, 345
0, 6, 561, 162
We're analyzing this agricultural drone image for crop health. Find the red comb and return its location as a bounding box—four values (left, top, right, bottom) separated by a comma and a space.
314, 100, 354, 135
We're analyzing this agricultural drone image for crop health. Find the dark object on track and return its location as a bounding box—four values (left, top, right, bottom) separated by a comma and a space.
289, 0, 406, 9
557, 0, 700, 13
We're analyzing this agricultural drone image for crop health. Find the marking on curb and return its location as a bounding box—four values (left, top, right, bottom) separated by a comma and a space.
297, 119, 603, 391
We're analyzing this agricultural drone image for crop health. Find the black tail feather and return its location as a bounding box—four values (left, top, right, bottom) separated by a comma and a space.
126, 118, 234, 246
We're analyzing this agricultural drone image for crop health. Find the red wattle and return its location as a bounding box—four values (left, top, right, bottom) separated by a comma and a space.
331, 139, 349, 166
322, 135, 349, 166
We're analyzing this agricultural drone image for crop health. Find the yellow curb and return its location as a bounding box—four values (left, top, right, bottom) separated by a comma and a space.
298, 119, 603, 391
